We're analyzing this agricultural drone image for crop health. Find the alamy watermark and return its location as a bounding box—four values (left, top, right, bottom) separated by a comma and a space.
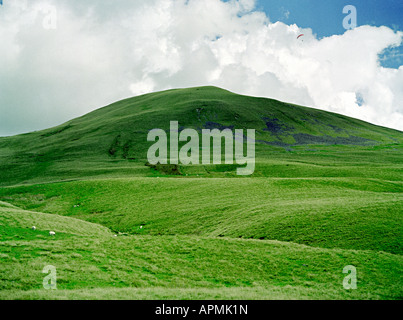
343, 265, 357, 290
147, 121, 255, 176
42, 265, 57, 290
34, 3, 58, 30
343, 5, 357, 30
40, 4, 57, 30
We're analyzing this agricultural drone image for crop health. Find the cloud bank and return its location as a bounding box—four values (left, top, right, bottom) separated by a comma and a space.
1, 0, 402, 136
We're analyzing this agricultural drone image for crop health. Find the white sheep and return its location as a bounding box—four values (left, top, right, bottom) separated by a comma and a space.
32, 226, 36, 231
49, 231, 56, 236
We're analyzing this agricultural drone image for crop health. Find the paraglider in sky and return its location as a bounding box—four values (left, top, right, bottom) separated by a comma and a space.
297, 34, 305, 44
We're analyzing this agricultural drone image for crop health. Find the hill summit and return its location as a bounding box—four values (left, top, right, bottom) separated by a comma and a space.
0, 86, 401, 185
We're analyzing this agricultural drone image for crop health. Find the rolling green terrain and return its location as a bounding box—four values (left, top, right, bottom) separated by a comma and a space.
0, 86, 402, 300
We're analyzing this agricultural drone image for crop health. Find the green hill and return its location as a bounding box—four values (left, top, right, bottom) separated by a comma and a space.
1, 202, 402, 300
1, 177, 402, 255
0, 86, 401, 186
0, 86, 402, 300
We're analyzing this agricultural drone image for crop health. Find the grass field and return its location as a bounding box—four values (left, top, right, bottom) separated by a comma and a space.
1, 204, 401, 300
0, 87, 402, 300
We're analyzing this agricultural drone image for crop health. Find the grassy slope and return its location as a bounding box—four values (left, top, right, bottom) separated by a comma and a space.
0, 177, 402, 254
0, 87, 402, 300
0, 204, 401, 300
0, 203, 112, 241
0, 86, 402, 186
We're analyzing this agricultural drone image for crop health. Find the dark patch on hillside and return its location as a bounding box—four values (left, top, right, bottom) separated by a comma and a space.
13, 152, 55, 162
196, 108, 204, 122
193, 102, 219, 122
122, 141, 136, 160
293, 133, 376, 146
256, 133, 376, 149
262, 117, 293, 135
145, 162, 182, 175
327, 124, 344, 133
108, 135, 136, 159
108, 135, 121, 156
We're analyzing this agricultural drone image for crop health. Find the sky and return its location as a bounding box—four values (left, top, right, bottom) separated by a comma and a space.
256, 0, 403, 68
0, 0, 403, 136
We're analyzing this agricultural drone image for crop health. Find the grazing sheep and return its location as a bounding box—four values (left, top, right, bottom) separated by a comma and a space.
140, 226, 143, 229
49, 231, 56, 236
32, 226, 36, 231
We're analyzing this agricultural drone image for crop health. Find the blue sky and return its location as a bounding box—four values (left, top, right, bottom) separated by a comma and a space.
255, 0, 403, 68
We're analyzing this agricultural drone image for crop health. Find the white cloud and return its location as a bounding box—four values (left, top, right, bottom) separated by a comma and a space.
0, 0, 402, 136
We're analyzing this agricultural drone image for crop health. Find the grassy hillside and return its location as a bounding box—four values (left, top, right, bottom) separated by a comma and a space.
0, 177, 402, 254
0, 86, 402, 186
0, 203, 401, 300
0, 202, 112, 241
0, 86, 402, 300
